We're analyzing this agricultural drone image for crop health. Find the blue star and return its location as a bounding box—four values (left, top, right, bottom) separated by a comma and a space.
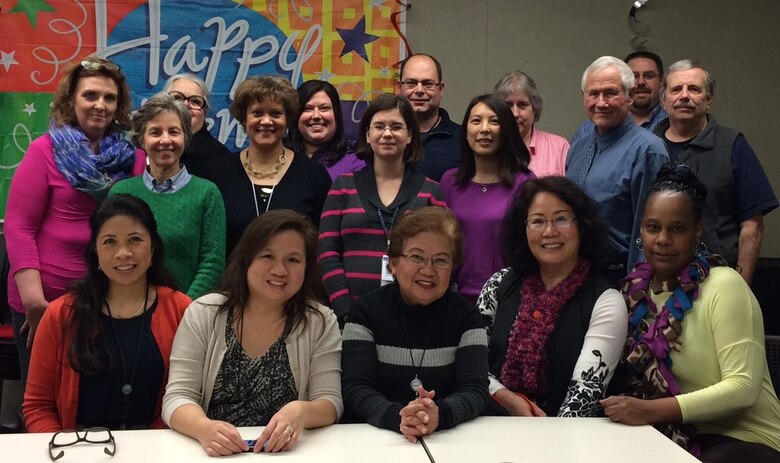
336, 16, 380, 63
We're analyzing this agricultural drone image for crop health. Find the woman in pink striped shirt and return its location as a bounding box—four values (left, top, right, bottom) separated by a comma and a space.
318, 94, 446, 325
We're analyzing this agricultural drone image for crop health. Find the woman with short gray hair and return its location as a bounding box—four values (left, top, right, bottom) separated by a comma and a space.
110, 92, 226, 299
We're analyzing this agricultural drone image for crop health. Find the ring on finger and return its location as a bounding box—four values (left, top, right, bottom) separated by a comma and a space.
284, 425, 294, 436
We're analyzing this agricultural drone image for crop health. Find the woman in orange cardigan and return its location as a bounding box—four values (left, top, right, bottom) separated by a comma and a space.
23, 194, 191, 432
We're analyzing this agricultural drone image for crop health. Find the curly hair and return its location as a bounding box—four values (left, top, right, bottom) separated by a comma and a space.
645, 161, 708, 221
500, 176, 608, 276
230, 75, 298, 131
50, 56, 132, 132
218, 210, 326, 334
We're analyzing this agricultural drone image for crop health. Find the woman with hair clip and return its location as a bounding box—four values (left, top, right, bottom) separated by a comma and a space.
440, 93, 534, 303
5, 57, 147, 385
286, 79, 365, 179
210, 75, 332, 257
318, 93, 446, 325
111, 92, 226, 299
602, 162, 780, 462
163, 210, 342, 456
23, 194, 191, 432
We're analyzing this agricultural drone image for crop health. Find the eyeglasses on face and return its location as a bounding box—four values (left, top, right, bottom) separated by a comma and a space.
526, 215, 576, 231
370, 123, 407, 134
633, 71, 659, 81
401, 253, 453, 269
399, 79, 441, 90
49, 427, 116, 461
80, 60, 121, 73
169, 91, 207, 110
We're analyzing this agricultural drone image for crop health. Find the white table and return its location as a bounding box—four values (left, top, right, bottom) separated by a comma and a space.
421, 416, 700, 462
1, 424, 429, 462
0, 418, 699, 462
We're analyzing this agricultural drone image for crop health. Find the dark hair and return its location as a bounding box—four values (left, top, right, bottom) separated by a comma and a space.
51, 56, 132, 132
388, 206, 464, 266
399, 53, 443, 82
230, 75, 299, 130
355, 93, 424, 165
456, 94, 530, 187
624, 51, 664, 76
645, 161, 708, 221
500, 176, 608, 276
286, 80, 349, 167
219, 210, 326, 334
68, 194, 177, 374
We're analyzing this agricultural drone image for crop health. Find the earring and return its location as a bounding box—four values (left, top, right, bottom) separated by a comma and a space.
97, 265, 102, 272
634, 237, 643, 250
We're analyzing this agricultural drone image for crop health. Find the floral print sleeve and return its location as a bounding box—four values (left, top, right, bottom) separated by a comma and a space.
476, 267, 510, 337
558, 288, 627, 417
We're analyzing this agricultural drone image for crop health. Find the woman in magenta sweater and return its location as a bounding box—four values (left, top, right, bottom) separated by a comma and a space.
440, 94, 533, 303
5, 57, 146, 386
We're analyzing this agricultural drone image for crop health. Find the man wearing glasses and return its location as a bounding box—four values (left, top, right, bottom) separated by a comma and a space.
572, 51, 668, 145
163, 74, 231, 182
395, 53, 461, 181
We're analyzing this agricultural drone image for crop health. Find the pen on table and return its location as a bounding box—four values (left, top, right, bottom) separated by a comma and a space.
418, 436, 436, 463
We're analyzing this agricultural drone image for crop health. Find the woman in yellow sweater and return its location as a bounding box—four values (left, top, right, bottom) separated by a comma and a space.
602, 162, 780, 462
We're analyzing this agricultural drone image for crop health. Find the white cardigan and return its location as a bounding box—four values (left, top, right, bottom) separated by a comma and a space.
162, 293, 343, 424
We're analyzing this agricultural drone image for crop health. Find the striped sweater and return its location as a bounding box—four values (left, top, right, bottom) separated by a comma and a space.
318, 165, 446, 322
342, 283, 489, 431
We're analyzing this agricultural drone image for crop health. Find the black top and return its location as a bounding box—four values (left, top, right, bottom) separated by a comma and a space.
180, 125, 231, 183
76, 299, 163, 430
211, 150, 332, 257
207, 308, 297, 426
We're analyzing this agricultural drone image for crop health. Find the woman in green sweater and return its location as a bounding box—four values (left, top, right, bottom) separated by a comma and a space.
111, 93, 225, 299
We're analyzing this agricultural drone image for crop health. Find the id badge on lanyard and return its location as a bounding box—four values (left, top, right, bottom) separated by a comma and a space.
378, 208, 399, 286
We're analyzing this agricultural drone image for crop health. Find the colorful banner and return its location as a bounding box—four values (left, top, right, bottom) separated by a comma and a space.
0, 0, 408, 217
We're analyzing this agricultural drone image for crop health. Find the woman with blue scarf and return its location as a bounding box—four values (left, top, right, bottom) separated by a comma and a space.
601, 162, 780, 462
5, 57, 146, 386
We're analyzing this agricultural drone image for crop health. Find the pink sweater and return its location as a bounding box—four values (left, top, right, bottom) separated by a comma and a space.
5, 133, 147, 313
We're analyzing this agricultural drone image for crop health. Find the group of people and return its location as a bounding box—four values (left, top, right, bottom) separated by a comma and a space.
3, 50, 779, 463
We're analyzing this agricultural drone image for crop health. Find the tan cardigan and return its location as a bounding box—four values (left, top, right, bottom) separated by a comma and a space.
162, 293, 343, 424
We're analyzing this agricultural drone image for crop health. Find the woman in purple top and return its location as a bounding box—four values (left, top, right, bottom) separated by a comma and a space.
5, 57, 147, 385
440, 94, 533, 303
287, 80, 365, 180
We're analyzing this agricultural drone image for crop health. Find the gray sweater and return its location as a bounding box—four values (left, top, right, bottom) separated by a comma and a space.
162, 293, 343, 424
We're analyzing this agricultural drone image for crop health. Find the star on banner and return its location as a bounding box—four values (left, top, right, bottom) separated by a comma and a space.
0, 51, 19, 72
9, 0, 56, 29
315, 69, 334, 82
370, 0, 388, 11
23, 103, 37, 116
336, 16, 380, 63
379, 66, 390, 78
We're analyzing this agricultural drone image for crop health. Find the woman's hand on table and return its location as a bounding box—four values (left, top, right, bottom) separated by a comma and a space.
257, 401, 305, 453
196, 419, 248, 456
493, 388, 546, 417
399, 388, 440, 443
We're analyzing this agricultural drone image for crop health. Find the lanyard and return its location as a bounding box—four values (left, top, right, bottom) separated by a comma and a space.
377, 207, 399, 248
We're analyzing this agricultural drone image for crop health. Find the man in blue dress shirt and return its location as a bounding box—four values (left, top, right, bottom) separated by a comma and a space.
566, 56, 669, 282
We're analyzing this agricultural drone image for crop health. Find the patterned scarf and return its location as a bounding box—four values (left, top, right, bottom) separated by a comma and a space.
501, 259, 591, 400
620, 253, 727, 457
50, 121, 137, 203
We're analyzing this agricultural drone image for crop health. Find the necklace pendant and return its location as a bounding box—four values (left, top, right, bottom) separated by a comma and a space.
410, 376, 423, 395
481, 185, 488, 193
122, 384, 133, 395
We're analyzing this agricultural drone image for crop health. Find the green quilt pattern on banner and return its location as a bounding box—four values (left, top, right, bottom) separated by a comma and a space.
0, 92, 52, 218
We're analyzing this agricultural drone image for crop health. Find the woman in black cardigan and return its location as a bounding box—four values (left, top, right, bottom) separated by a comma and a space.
476, 176, 626, 417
